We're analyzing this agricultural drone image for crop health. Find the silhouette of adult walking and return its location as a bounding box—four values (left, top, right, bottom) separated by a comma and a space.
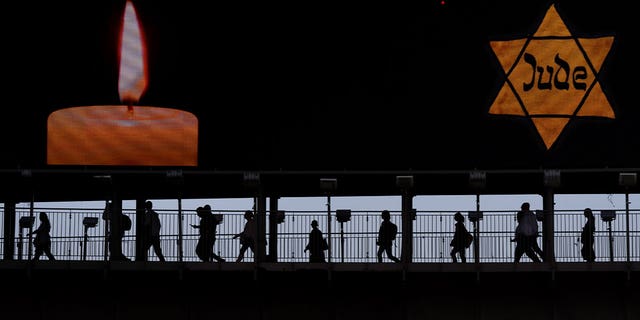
450, 212, 471, 263
580, 208, 596, 262
514, 202, 542, 263
377, 210, 400, 263
143, 200, 165, 261
102, 201, 131, 261
32, 212, 55, 261
191, 205, 225, 262
304, 220, 327, 262
233, 210, 256, 262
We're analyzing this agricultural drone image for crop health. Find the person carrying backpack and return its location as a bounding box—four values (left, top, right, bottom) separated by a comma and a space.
514, 202, 542, 263
450, 212, 472, 263
102, 200, 131, 261
377, 210, 400, 263
304, 220, 327, 263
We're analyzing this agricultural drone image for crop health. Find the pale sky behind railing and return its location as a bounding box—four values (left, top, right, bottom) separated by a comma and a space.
17, 193, 638, 214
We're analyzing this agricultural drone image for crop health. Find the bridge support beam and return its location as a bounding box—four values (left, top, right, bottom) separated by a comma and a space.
542, 188, 555, 263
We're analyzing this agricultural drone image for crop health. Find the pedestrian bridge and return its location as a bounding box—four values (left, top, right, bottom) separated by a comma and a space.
1, 204, 639, 320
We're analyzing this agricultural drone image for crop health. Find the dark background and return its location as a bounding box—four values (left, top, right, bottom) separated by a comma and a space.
1, 0, 638, 200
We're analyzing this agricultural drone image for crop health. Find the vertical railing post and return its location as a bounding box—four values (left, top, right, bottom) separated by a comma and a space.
396, 175, 414, 264
618, 172, 636, 263
608, 219, 614, 262
103, 201, 109, 262
2, 202, 16, 260
340, 221, 345, 263
135, 198, 146, 262
320, 178, 337, 264
335, 209, 351, 263
93, 174, 114, 262
256, 193, 267, 263
326, 194, 332, 263
469, 171, 486, 264
474, 194, 480, 264
177, 197, 183, 262
83, 225, 89, 261
268, 197, 280, 262
542, 189, 555, 263
543, 170, 560, 264
625, 191, 630, 263
28, 193, 34, 260
167, 170, 184, 262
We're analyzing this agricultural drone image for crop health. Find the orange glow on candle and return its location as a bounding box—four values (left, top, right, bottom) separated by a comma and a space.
47, 1, 198, 166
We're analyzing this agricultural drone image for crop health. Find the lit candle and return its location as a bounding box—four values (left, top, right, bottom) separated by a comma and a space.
47, 1, 198, 166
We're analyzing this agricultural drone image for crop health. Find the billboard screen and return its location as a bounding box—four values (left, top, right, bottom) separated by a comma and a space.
2, 1, 638, 171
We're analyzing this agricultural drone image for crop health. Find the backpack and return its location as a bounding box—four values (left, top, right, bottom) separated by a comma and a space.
464, 232, 474, 248
122, 214, 132, 231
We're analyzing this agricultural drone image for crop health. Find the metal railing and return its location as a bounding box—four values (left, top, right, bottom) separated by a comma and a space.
1, 207, 638, 263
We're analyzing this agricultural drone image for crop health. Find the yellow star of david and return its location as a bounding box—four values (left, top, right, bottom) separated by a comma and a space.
488, 4, 615, 149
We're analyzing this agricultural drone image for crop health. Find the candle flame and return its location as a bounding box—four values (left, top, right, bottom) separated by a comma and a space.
118, 1, 147, 105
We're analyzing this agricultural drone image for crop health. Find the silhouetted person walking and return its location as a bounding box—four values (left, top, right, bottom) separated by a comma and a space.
450, 212, 471, 263
304, 220, 327, 262
377, 210, 400, 263
192, 206, 209, 261
233, 210, 256, 262
191, 205, 225, 262
32, 212, 55, 261
102, 201, 131, 261
514, 202, 542, 263
580, 208, 596, 262
144, 200, 165, 261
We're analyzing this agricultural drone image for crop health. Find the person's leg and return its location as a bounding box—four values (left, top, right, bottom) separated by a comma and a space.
525, 249, 541, 262
195, 239, 207, 262
111, 235, 129, 261
450, 248, 458, 263
588, 237, 596, 262
532, 237, 544, 261
526, 236, 542, 262
385, 246, 400, 262
111, 235, 122, 260
211, 240, 225, 262
33, 246, 43, 261
211, 253, 225, 262
514, 242, 524, 263
459, 248, 466, 263
523, 238, 541, 262
153, 238, 165, 261
44, 245, 55, 260
377, 246, 384, 263
236, 244, 248, 262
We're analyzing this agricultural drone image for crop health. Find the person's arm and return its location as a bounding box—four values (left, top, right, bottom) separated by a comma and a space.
31, 223, 43, 235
